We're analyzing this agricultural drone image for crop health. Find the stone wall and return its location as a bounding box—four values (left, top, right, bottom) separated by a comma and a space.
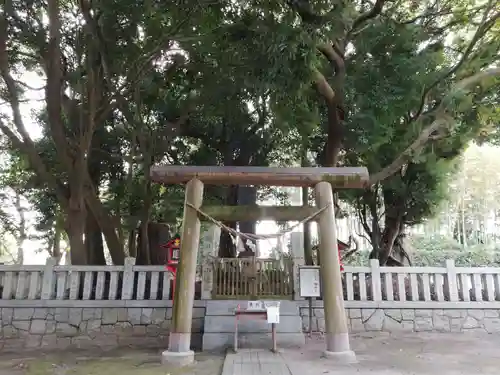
4, 302, 500, 353
0, 306, 205, 352
300, 307, 500, 334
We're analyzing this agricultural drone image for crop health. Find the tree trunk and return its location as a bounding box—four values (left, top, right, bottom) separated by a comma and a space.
86, 126, 106, 265
367, 186, 407, 266
323, 101, 345, 167
218, 185, 238, 257
301, 146, 314, 265
128, 229, 137, 258
137, 221, 151, 265
219, 222, 237, 258
303, 186, 314, 265
369, 213, 407, 267
365, 190, 382, 260
85, 190, 125, 265
14, 192, 26, 264
85, 206, 106, 265
378, 216, 404, 266
151, 222, 172, 264
387, 233, 407, 266
136, 174, 154, 264
238, 185, 257, 254
52, 221, 62, 264
313, 44, 346, 168
66, 205, 87, 265
136, 222, 172, 265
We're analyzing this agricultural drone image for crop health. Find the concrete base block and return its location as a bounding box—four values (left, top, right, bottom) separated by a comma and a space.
161, 350, 195, 367
322, 350, 357, 364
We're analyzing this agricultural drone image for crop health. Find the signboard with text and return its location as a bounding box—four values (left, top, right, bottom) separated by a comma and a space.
299, 267, 321, 298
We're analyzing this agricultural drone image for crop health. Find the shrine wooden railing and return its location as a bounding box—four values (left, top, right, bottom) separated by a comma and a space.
210, 257, 294, 300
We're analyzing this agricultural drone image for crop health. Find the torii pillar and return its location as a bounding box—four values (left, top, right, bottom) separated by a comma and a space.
161, 178, 203, 366
315, 181, 356, 363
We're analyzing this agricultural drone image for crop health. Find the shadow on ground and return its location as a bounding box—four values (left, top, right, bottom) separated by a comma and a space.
0, 349, 224, 375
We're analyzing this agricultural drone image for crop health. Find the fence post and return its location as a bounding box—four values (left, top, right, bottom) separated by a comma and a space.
293, 258, 305, 301
122, 257, 136, 300
370, 259, 382, 301
41, 257, 56, 300
446, 259, 459, 302
201, 261, 213, 300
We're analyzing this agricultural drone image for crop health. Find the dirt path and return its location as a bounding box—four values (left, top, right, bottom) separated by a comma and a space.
281, 332, 500, 374
0, 349, 224, 375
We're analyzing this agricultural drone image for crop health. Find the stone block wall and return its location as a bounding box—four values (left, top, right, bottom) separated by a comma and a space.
300, 307, 500, 334
4, 302, 500, 353
0, 306, 205, 352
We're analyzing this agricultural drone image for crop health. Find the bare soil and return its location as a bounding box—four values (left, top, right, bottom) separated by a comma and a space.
0, 349, 224, 375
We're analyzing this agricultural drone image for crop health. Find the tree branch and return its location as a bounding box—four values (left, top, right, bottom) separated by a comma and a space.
369, 68, 500, 186
411, 2, 500, 122
357, 199, 372, 238
0, 118, 69, 209
0, 11, 69, 208
317, 43, 344, 73
46, 0, 72, 168
348, 0, 387, 37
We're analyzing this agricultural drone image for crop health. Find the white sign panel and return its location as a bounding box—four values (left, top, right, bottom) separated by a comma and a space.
266, 306, 280, 324
299, 267, 321, 297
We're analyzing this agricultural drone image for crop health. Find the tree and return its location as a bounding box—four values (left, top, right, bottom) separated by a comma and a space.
174, 5, 317, 257
1, 0, 498, 266
0, 148, 35, 264
429, 144, 500, 246
293, 0, 500, 265
0, 0, 208, 264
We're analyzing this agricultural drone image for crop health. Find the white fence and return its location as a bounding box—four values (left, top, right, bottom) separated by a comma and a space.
1, 257, 500, 308
0, 257, 198, 306
334, 259, 500, 308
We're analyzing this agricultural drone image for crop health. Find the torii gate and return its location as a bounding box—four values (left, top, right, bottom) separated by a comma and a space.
150, 166, 369, 366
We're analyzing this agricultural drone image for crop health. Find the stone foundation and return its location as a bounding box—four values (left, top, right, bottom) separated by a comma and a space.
0, 307, 205, 352
202, 300, 305, 351
3, 302, 500, 352
300, 307, 500, 334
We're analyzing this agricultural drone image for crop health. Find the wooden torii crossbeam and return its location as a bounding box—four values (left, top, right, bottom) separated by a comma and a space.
150, 166, 369, 188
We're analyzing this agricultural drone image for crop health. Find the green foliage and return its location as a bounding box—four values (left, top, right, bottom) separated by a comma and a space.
345, 235, 500, 267
0, 0, 499, 263
410, 235, 500, 266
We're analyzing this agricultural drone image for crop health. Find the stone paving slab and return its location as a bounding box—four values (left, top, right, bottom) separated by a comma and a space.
222, 349, 291, 375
